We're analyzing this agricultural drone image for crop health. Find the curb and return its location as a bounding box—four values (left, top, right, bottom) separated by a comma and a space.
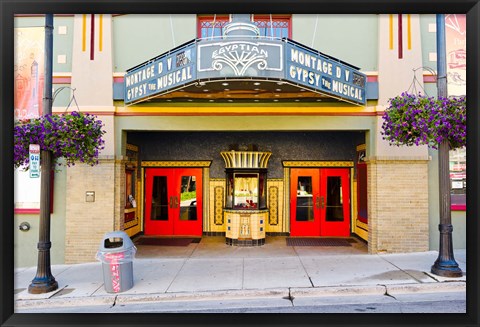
15, 281, 466, 310
385, 281, 466, 295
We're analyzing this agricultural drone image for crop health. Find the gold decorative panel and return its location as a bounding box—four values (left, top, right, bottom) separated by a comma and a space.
268, 186, 279, 225
141, 161, 212, 167
214, 186, 224, 225
221, 151, 272, 168
240, 214, 251, 238
282, 161, 354, 167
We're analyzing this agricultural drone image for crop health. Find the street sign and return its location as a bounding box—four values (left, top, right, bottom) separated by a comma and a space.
29, 144, 40, 178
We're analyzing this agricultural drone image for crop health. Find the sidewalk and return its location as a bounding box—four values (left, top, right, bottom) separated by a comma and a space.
14, 236, 466, 311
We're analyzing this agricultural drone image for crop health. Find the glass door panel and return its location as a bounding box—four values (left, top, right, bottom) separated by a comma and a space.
179, 175, 197, 221
296, 176, 314, 222
325, 176, 344, 222
151, 176, 169, 221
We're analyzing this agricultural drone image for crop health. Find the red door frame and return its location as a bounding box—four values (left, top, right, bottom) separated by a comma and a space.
290, 168, 320, 236
320, 168, 351, 237
290, 168, 350, 237
144, 168, 203, 236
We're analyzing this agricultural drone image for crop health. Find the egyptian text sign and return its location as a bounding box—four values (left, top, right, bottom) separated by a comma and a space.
285, 43, 366, 105
197, 39, 283, 79
124, 42, 196, 103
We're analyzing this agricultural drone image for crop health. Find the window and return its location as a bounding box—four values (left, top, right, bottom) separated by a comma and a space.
450, 147, 466, 211
197, 15, 292, 39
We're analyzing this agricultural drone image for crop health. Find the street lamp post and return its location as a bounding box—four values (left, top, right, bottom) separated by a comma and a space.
28, 14, 58, 294
430, 14, 463, 278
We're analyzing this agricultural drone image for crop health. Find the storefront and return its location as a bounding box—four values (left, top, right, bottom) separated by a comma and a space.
119, 15, 369, 244
13, 13, 466, 266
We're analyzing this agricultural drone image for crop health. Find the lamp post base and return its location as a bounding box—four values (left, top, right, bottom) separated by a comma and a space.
430, 224, 463, 278
28, 278, 58, 294
431, 262, 463, 278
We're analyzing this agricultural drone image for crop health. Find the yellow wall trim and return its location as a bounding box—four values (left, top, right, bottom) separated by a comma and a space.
141, 161, 212, 167
115, 106, 377, 116
283, 161, 354, 168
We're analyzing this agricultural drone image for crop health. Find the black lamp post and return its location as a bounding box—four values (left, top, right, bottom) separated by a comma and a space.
430, 14, 463, 278
28, 14, 58, 294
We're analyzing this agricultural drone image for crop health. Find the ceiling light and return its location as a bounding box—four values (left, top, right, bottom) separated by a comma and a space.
203, 89, 209, 92
295, 99, 300, 102
253, 82, 261, 86
254, 88, 260, 91
254, 99, 259, 102
206, 94, 211, 97
273, 99, 279, 102
222, 82, 229, 86
226, 94, 231, 97
224, 89, 230, 91
275, 89, 282, 92
209, 99, 214, 102
254, 94, 259, 97
300, 89, 306, 92
166, 99, 172, 102
228, 99, 233, 102
277, 82, 285, 85
198, 82, 206, 86
316, 99, 322, 102
187, 99, 193, 102
275, 94, 280, 97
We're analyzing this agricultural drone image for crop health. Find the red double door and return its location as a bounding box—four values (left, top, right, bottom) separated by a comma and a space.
290, 168, 350, 237
144, 168, 203, 236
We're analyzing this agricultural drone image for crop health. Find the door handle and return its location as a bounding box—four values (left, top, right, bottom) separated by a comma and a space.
315, 196, 321, 209
320, 196, 325, 209
174, 196, 179, 208
170, 196, 178, 208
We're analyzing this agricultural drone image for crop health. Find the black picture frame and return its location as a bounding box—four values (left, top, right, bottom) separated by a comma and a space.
1, 1, 478, 326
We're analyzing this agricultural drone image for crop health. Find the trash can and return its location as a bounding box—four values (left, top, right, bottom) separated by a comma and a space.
96, 231, 136, 293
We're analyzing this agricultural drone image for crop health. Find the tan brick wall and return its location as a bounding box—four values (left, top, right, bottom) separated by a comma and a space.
367, 160, 429, 253
65, 158, 120, 263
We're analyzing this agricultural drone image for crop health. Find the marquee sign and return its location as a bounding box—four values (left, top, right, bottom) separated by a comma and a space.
124, 42, 197, 104
125, 38, 367, 106
285, 42, 366, 105
197, 40, 283, 78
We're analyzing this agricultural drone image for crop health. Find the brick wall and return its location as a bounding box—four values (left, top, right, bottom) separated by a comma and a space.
367, 160, 429, 253
64, 158, 118, 263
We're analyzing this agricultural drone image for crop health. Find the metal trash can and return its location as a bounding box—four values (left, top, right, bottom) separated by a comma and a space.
95, 231, 136, 293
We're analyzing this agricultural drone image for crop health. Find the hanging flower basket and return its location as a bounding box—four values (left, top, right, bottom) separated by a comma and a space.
14, 111, 106, 169
381, 92, 466, 150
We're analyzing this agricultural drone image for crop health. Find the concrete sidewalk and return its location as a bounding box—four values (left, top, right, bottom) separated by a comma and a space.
14, 236, 466, 311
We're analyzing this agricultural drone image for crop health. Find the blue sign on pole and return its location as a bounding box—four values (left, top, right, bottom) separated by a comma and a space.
284, 42, 366, 105
29, 144, 40, 178
124, 42, 197, 104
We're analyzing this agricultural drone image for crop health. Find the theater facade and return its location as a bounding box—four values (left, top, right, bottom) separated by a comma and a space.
13, 14, 466, 266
